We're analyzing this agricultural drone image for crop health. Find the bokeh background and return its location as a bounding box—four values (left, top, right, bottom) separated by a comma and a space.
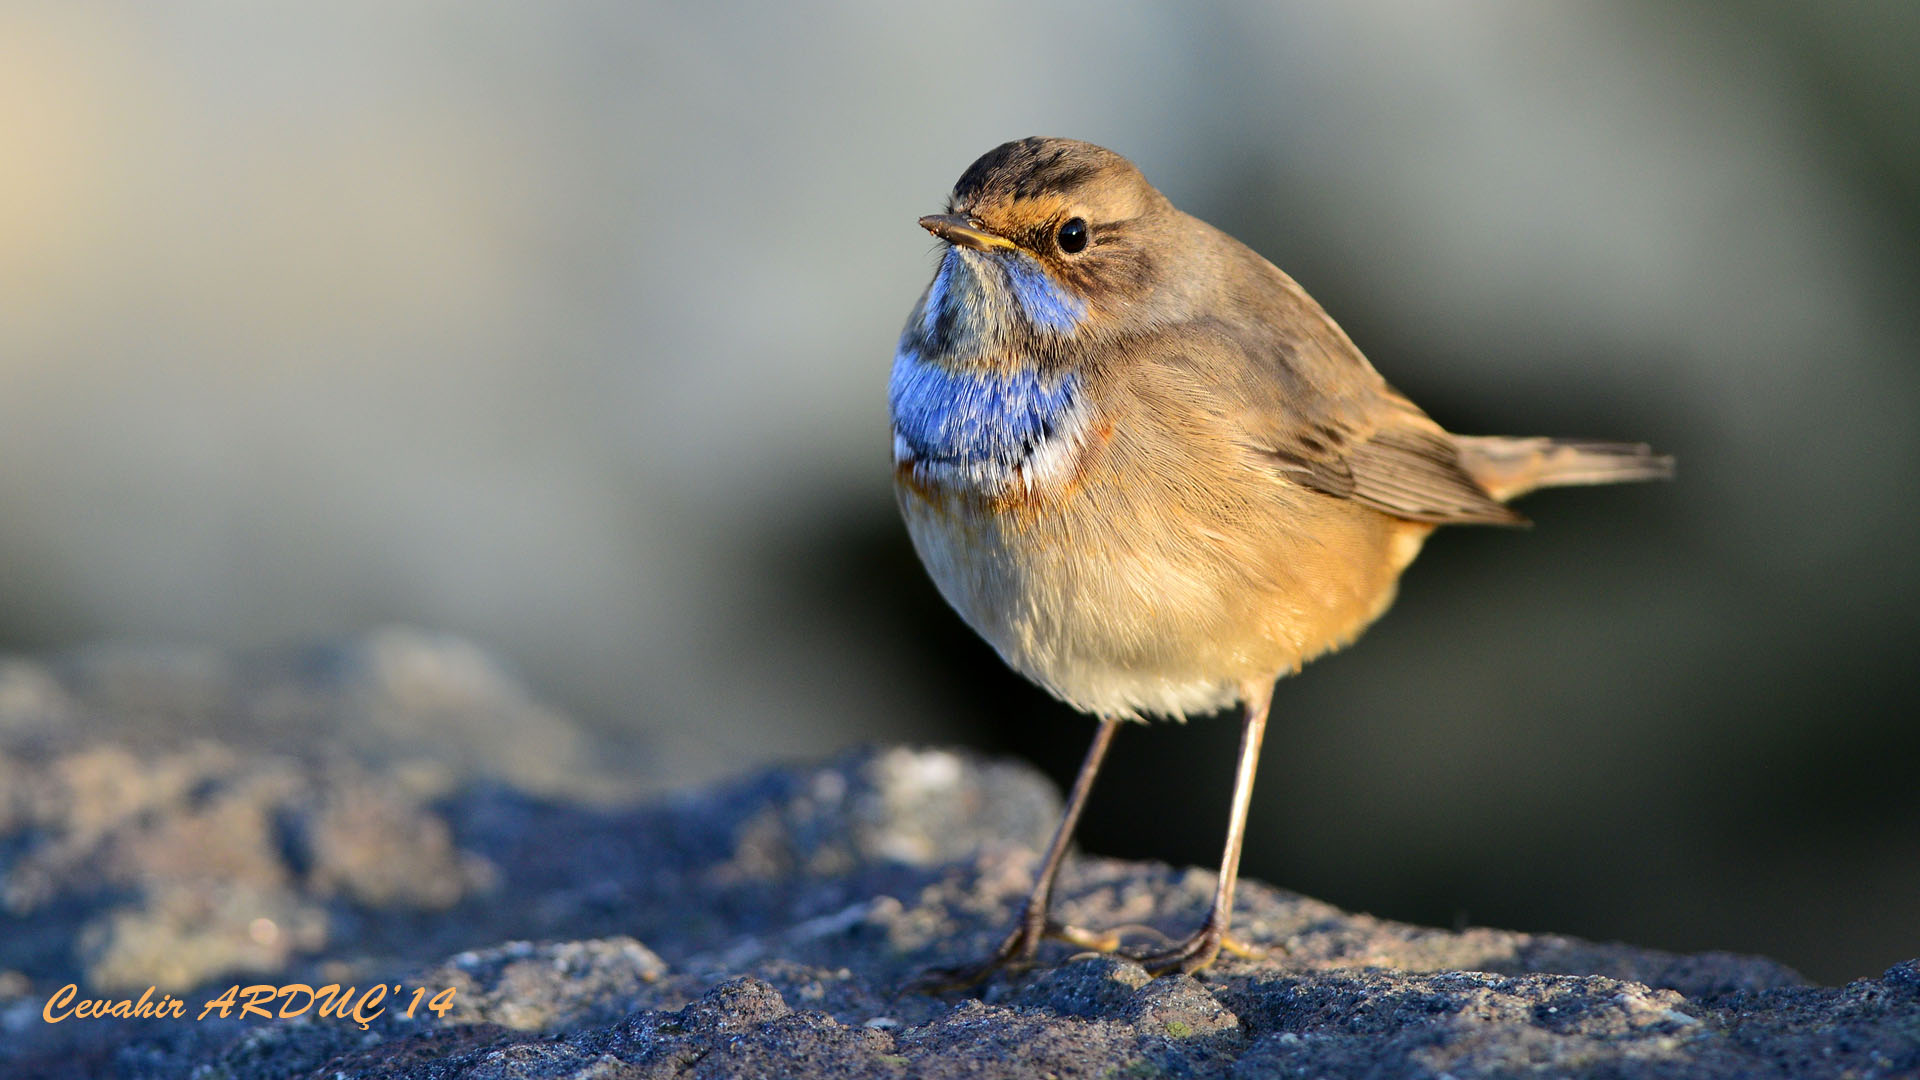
2, 1, 1914, 986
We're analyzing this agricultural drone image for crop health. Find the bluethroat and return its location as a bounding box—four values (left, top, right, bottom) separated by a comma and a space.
892, 138, 1673, 985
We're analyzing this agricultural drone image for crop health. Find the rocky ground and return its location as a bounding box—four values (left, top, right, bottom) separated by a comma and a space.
0, 632, 1914, 1078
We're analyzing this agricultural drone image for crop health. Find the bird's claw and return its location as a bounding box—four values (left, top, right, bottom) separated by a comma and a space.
1126, 923, 1266, 975
908, 919, 1125, 993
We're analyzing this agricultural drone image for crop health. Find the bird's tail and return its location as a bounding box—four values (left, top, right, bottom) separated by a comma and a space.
1454, 436, 1674, 503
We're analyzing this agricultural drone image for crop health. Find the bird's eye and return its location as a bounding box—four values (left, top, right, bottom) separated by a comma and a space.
1056, 218, 1089, 254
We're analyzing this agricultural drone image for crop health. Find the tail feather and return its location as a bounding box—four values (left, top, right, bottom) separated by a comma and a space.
1454, 436, 1675, 503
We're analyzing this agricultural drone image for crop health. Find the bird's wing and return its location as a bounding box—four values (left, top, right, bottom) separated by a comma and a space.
1267, 398, 1524, 525
1169, 290, 1523, 527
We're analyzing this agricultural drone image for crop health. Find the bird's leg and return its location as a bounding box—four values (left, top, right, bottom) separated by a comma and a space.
911, 717, 1122, 991
1132, 682, 1272, 975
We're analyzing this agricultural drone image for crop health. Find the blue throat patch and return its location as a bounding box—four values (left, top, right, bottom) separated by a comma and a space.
890, 347, 1080, 472
1001, 255, 1086, 332
893, 246, 1088, 478
919, 247, 1087, 346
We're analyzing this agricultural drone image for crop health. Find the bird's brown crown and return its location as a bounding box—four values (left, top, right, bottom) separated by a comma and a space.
945, 137, 1169, 309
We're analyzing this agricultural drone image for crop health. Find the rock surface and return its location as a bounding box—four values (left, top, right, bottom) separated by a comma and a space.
0, 632, 1914, 1078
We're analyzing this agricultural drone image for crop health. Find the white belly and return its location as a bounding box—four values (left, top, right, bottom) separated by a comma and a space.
895, 484, 1246, 721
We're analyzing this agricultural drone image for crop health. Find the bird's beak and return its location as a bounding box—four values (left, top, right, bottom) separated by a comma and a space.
919, 214, 1016, 252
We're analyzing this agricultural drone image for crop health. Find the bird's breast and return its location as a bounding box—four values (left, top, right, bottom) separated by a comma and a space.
889, 347, 1094, 498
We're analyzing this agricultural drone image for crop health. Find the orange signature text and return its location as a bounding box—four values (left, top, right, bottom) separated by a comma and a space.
43, 983, 457, 1030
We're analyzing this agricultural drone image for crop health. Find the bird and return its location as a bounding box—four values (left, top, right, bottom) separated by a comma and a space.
890, 137, 1673, 985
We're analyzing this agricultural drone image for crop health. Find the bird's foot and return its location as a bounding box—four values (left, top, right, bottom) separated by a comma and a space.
909, 918, 1125, 993
1127, 920, 1267, 975
1219, 933, 1271, 960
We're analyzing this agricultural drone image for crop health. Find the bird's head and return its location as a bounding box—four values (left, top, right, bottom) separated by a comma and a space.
907, 138, 1174, 364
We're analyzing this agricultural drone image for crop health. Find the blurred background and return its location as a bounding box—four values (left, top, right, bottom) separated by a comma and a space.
1, 1, 1914, 986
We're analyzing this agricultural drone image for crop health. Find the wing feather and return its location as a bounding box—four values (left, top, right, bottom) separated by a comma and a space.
1161, 251, 1522, 527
